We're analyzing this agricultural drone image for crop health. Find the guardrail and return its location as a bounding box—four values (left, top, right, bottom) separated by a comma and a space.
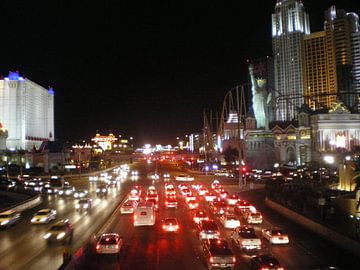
0, 193, 42, 213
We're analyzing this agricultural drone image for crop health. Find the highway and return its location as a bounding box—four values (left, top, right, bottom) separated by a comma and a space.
77, 162, 360, 270
1, 161, 360, 270
0, 165, 136, 270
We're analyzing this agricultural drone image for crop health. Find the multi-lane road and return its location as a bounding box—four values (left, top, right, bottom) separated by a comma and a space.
1, 162, 360, 270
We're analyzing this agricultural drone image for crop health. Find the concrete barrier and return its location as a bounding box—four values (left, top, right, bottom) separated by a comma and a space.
0, 194, 42, 213
265, 197, 360, 257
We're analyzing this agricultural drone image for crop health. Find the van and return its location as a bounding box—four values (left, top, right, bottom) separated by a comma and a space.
134, 202, 155, 226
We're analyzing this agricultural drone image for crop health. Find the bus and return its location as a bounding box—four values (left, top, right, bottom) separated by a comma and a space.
133, 202, 156, 226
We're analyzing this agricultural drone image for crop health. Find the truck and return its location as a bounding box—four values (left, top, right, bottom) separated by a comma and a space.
202, 239, 236, 270
231, 225, 261, 250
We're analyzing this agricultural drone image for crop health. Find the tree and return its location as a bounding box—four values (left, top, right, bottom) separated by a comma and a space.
223, 146, 239, 164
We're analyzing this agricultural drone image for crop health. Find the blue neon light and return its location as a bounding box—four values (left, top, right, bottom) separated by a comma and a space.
48, 87, 54, 95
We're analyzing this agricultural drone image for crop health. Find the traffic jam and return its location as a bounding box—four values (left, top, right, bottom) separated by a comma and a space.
117, 175, 287, 270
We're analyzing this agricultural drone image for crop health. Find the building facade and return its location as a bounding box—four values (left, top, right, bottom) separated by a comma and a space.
0, 72, 54, 151
272, 0, 310, 121
304, 31, 337, 110
324, 6, 360, 111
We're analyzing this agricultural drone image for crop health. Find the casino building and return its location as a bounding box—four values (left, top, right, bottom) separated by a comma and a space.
0, 71, 54, 151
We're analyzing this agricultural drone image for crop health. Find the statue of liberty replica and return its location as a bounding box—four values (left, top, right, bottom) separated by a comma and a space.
249, 64, 272, 130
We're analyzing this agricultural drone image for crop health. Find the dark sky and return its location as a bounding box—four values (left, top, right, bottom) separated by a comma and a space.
0, 0, 359, 146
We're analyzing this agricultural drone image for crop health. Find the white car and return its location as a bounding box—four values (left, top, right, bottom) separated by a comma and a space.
262, 228, 289, 244
204, 192, 217, 202
0, 210, 21, 228
231, 225, 261, 250
73, 189, 88, 199
162, 218, 179, 232
31, 209, 56, 224
89, 176, 98, 181
227, 194, 239, 205
244, 210, 263, 224
175, 174, 194, 181
219, 214, 240, 229
121, 200, 138, 214
96, 233, 123, 256
193, 210, 209, 224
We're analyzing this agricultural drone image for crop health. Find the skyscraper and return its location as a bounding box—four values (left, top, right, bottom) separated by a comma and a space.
0, 72, 54, 151
324, 6, 360, 111
272, 0, 310, 121
304, 31, 337, 110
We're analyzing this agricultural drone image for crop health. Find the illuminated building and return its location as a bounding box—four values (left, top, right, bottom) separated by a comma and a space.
272, 0, 310, 121
0, 72, 54, 151
324, 6, 360, 110
304, 31, 337, 110
311, 102, 360, 153
91, 133, 117, 151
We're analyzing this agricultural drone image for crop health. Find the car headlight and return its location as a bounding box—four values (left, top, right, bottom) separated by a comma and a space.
31, 217, 37, 223
96, 188, 100, 192
83, 204, 89, 208
40, 217, 48, 222
74, 193, 79, 198
75, 205, 80, 209
43, 232, 52, 239
59, 191, 64, 195
1, 220, 9, 226
57, 232, 66, 240
102, 189, 106, 192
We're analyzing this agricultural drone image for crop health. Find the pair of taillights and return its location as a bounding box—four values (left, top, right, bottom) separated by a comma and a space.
162, 225, 179, 230
261, 267, 284, 270
209, 256, 236, 263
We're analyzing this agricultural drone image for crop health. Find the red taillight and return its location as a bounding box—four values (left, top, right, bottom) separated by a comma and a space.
165, 201, 168, 205
209, 257, 214, 263
115, 244, 119, 249
261, 268, 269, 270
134, 214, 137, 220
277, 268, 284, 270
96, 244, 100, 250
162, 225, 166, 229
232, 257, 236, 263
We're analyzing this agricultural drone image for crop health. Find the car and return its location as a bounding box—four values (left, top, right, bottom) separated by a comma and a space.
175, 174, 195, 181
131, 170, 139, 176
185, 193, 196, 203
165, 197, 178, 208
0, 178, 15, 190
198, 187, 208, 196
244, 210, 263, 224
146, 198, 158, 210
0, 210, 21, 228
96, 184, 108, 196
129, 189, 140, 201
234, 199, 252, 214
31, 209, 56, 224
191, 183, 202, 191
42, 186, 58, 195
89, 175, 98, 182
211, 180, 220, 189
187, 199, 199, 209
43, 219, 74, 244
227, 194, 239, 205
162, 218, 180, 232
165, 186, 176, 196
262, 228, 289, 244
193, 210, 209, 224
219, 190, 229, 199
181, 188, 192, 197
178, 183, 189, 190
96, 233, 123, 256
149, 173, 160, 180
146, 193, 159, 202
73, 189, 88, 199
231, 225, 261, 250
210, 199, 230, 215
203, 239, 236, 270
249, 254, 283, 270
204, 191, 217, 202
147, 186, 157, 194
219, 214, 240, 229
121, 199, 138, 214
75, 198, 92, 211
58, 186, 75, 197
163, 172, 171, 178
198, 220, 220, 241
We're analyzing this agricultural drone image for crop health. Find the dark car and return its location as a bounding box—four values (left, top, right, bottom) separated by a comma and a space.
250, 254, 283, 270
203, 239, 236, 270
43, 219, 74, 244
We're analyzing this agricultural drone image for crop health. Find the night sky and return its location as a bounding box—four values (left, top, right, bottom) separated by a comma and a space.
0, 0, 358, 146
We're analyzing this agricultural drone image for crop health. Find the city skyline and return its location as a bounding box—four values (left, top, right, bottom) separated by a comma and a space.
0, 0, 359, 145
